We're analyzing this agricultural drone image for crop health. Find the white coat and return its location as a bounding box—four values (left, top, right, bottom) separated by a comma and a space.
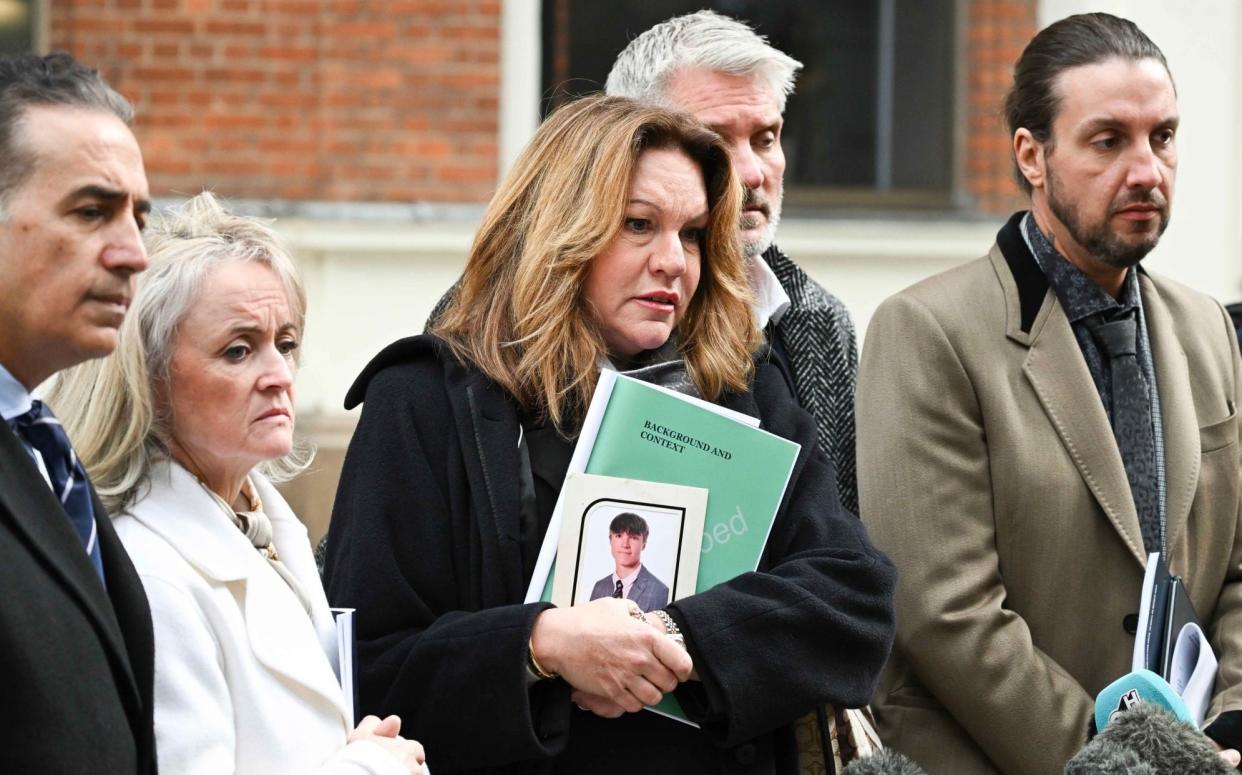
114, 460, 406, 775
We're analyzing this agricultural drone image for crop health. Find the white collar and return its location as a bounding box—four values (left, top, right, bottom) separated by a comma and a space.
612, 565, 641, 587
0, 362, 33, 421
749, 255, 791, 329
125, 460, 310, 584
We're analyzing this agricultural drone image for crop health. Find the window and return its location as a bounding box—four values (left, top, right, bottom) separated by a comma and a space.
0, 0, 37, 55
542, 0, 959, 211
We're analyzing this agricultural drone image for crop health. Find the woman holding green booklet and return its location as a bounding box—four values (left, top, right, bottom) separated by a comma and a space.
323, 95, 896, 775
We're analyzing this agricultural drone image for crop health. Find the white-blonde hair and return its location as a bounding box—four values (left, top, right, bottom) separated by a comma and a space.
48, 191, 312, 514
605, 10, 803, 112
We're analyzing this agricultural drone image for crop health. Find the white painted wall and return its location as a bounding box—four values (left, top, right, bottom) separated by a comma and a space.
285, 221, 474, 418
499, 0, 542, 176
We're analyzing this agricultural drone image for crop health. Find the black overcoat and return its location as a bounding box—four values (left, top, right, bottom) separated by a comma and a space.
324, 335, 895, 775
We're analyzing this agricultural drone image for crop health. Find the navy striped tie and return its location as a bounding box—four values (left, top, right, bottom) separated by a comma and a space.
9, 400, 105, 584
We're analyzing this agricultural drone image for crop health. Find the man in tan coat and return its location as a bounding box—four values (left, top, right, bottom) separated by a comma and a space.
857, 13, 1242, 775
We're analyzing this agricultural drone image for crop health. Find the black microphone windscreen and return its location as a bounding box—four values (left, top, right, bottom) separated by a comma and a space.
1064, 703, 1232, 774
840, 749, 928, 775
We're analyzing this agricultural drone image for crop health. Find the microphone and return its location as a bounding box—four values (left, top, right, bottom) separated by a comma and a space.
840, 749, 927, 775
1066, 703, 1231, 774
1093, 669, 1194, 733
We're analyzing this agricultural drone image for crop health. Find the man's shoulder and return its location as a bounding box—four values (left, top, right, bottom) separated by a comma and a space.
590, 574, 614, 595
638, 564, 668, 590
1146, 270, 1229, 322
873, 252, 1002, 333
1144, 270, 1237, 363
899, 251, 998, 304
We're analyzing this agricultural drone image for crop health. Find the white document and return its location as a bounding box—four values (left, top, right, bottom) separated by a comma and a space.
1131, 551, 1161, 672
330, 607, 356, 725
1168, 622, 1218, 726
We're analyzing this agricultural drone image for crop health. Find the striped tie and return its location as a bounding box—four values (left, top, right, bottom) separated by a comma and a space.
9, 400, 105, 584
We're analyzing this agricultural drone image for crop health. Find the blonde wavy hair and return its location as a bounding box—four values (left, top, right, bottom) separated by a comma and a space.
432, 95, 760, 433
47, 191, 312, 514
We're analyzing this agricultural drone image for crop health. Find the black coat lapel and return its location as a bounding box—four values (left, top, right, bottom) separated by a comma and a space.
94, 496, 155, 763
451, 368, 526, 603
996, 211, 1049, 334
0, 423, 142, 709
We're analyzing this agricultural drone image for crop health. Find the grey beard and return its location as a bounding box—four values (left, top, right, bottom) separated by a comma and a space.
742, 207, 781, 259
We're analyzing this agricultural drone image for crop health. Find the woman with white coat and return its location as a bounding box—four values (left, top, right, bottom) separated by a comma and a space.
49, 192, 425, 775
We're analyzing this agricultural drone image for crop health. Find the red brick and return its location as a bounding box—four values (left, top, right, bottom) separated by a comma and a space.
132, 66, 197, 82
204, 20, 266, 35
260, 46, 317, 62
204, 68, 267, 84
135, 19, 196, 34
334, 21, 399, 39
54, 0, 532, 203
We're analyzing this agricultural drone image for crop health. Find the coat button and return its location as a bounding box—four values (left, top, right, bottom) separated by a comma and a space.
734, 743, 756, 765
1123, 613, 1139, 634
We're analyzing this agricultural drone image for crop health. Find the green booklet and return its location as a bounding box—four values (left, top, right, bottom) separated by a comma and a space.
525, 371, 801, 724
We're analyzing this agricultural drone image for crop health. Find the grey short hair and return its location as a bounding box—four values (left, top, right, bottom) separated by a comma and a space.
0, 52, 133, 217
605, 10, 802, 112
48, 192, 312, 514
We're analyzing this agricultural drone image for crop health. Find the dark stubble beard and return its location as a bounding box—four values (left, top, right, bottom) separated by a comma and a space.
1045, 162, 1171, 270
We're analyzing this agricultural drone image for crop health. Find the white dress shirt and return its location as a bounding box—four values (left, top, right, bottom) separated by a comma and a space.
748, 254, 791, 330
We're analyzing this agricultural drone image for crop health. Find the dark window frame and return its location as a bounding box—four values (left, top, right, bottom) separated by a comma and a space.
0, 0, 43, 56
540, 0, 967, 215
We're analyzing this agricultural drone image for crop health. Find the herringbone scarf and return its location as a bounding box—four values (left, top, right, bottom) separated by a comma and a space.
763, 246, 860, 515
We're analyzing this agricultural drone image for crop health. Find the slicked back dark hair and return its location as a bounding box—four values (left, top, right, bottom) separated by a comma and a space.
609, 512, 649, 539
0, 52, 133, 213
1004, 12, 1172, 194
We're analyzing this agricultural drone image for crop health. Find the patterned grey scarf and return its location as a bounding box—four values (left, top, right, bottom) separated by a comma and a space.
203, 476, 312, 614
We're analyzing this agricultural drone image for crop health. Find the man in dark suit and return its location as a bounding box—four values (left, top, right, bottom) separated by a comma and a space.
588, 512, 670, 612
858, 14, 1242, 774
0, 53, 155, 773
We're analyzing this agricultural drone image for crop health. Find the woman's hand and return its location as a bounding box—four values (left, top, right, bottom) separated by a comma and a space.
642, 610, 698, 681
530, 598, 693, 713
350, 714, 427, 774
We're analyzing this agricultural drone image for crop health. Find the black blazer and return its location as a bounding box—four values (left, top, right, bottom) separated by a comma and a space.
0, 422, 156, 774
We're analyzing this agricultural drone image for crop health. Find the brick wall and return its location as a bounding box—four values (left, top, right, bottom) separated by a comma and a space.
50, 0, 501, 203
965, 0, 1037, 214
51, 0, 1031, 212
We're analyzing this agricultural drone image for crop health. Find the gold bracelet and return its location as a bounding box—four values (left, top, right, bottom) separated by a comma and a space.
527, 637, 558, 680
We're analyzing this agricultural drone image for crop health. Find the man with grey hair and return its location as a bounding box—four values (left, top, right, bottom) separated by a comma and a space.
606, 10, 860, 515
0, 52, 155, 773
